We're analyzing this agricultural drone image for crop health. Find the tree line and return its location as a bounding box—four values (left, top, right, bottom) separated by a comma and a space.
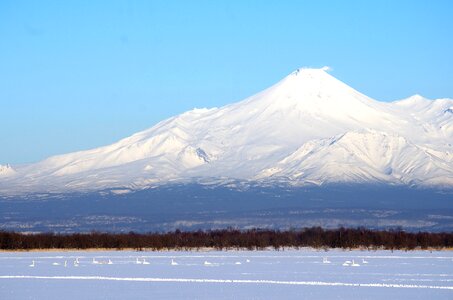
1, 227, 452, 251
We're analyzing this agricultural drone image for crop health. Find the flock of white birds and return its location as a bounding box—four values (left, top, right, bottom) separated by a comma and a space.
26, 257, 253, 268
27, 256, 371, 268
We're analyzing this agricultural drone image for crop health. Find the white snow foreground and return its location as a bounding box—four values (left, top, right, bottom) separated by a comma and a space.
1, 250, 453, 300
1, 67, 453, 194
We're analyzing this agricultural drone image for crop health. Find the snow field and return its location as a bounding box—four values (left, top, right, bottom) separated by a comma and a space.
1, 249, 452, 299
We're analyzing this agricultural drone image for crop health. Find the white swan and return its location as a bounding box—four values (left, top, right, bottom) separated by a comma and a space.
142, 259, 150, 265
235, 262, 242, 265
322, 257, 331, 264
136, 258, 143, 265
171, 259, 178, 266
108, 259, 113, 265
29, 260, 35, 267
92, 258, 99, 265
204, 261, 212, 266
52, 262, 61, 266
342, 260, 351, 266
351, 260, 360, 267
73, 260, 79, 267
246, 259, 250, 263
362, 258, 369, 264
64, 260, 67, 267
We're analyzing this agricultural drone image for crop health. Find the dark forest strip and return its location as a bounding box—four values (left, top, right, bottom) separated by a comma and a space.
1, 227, 452, 251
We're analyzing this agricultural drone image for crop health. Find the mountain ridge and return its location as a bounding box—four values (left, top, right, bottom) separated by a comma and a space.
1, 68, 452, 195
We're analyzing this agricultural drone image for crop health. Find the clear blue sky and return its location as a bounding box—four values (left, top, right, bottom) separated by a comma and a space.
1, 0, 452, 164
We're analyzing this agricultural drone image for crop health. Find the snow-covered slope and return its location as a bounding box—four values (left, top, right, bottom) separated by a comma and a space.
1, 67, 452, 194
256, 130, 453, 186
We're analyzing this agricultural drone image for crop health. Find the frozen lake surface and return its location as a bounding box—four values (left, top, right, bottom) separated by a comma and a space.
1, 249, 452, 299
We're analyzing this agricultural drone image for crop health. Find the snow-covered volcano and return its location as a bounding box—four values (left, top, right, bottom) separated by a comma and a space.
1, 67, 453, 194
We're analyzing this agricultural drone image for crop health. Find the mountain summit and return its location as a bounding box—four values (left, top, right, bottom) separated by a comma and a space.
1, 68, 453, 194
